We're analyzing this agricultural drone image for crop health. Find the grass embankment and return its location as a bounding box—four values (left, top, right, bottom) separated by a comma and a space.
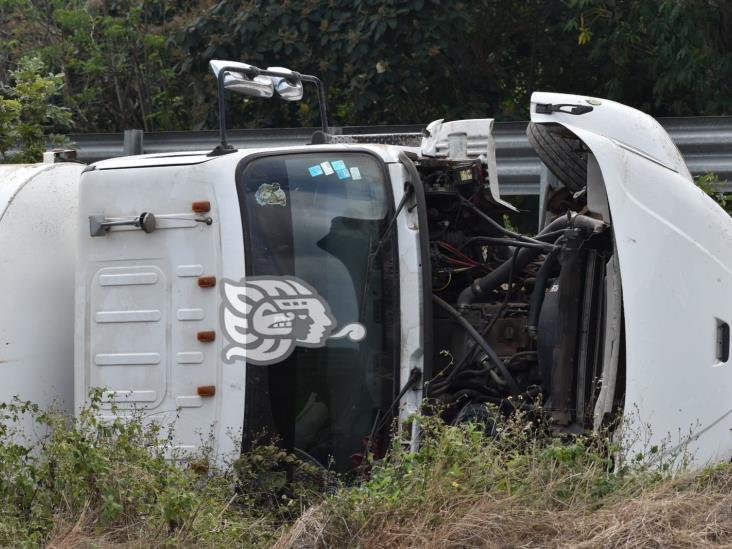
1, 398, 731, 548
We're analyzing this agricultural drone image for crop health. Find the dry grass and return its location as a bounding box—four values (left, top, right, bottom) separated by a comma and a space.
44, 472, 732, 549
277, 467, 732, 548
273, 409, 732, 549
8, 400, 732, 548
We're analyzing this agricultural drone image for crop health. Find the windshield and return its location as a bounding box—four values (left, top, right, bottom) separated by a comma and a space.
236, 151, 399, 472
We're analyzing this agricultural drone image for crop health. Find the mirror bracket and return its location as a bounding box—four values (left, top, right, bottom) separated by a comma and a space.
210, 61, 330, 154
214, 65, 242, 153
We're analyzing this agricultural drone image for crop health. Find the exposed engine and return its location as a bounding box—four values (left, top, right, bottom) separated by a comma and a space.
417, 143, 620, 433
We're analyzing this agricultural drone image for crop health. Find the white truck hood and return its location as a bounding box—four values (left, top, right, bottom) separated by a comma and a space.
531, 91, 692, 180
531, 91, 732, 467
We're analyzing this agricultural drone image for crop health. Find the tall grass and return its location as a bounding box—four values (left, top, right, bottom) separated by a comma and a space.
0, 393, 323, 547
280, 408, 672, 547
1, 396, 731, 548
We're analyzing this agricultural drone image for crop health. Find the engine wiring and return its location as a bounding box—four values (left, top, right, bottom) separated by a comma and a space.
434, 271, 452, 291
460, 193, 553, 248
432, 294, 521, 395
427, 205, 567, 403
436, 241, 480, 266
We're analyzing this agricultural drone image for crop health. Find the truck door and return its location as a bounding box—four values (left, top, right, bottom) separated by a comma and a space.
231, 151, 400, 471
77, 160, 223, 457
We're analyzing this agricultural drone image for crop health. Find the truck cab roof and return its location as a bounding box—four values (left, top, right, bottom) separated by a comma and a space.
87, 144, 419, 172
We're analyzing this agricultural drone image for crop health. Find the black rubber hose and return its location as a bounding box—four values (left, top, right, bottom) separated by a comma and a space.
457, 214, 575, 306
527, 247, 560, 338
459, 195, 551, 247
461, 236, 554, 251
432, 294, 521, 395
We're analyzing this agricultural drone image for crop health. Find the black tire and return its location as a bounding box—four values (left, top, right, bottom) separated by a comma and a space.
527, 122, 587, 193
451, 403, 497, 437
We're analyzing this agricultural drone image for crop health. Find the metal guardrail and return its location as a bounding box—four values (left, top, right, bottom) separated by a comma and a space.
68, 116, 732, 195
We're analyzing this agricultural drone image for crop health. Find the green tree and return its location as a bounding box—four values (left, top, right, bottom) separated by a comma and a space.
0, 0, 195, 132
177, 0, 587, 129
0, 57, 72, 163
565, 0, 732, 115
2, 1, 731, 134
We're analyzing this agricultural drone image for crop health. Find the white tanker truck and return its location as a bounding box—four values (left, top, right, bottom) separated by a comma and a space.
3, 60, 732, 471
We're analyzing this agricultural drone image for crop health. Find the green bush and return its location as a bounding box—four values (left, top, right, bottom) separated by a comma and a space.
695, 172, 731, 214
0, 57, 72, 163
0, 391, 323, 547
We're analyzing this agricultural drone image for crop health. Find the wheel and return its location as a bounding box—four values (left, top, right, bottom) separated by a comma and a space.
527, 122, 587, 193
451, 403, 497, 436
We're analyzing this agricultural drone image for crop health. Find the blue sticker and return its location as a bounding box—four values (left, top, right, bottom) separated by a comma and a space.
336, 168, 350, 180
308, 164, 324, 177
331, 160, 346, 171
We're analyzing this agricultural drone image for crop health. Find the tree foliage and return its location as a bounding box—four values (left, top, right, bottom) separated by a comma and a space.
565, 0, 732, 116
0, 0, 192, 132
0, 57, 71, 162
177, 0, 591, 128
0, 0, 730, 135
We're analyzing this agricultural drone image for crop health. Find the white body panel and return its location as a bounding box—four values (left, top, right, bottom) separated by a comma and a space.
532, 92, 732, 466
421, 118, 516, 211
76, 159, 233, 457
0, 163, 82, 435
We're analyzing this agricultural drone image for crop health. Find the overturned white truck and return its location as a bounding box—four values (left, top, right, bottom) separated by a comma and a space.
2, 60, 731, 471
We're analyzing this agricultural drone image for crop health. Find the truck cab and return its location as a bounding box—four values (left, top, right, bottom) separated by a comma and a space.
75, 144, 424, 469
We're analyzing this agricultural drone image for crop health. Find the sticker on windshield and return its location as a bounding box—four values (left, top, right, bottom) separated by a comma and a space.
349, 167, 362, 180
255, 183, 286, 207
308, 164, 324, 177
320, 161, 334, 175
220, 276, 367, 366
331, 160, 350, 179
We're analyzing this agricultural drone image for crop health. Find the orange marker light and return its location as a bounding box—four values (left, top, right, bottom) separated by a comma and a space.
197, 331, 215, 343
197, 385, 216, 397
192, 200, 211, 213
198, 276, 216, 288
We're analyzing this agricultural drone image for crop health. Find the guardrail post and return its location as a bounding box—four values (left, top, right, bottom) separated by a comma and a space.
123, 129, 144, 156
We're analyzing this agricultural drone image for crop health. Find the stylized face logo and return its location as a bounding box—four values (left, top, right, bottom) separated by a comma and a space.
221, 276, 366, 365
251, 296, 332, 342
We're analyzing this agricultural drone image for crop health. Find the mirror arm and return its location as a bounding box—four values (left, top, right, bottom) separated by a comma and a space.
300, 74, 329, 134
213, 65, 257, 154
216, 68, 231, 151
211, 63, 330, 155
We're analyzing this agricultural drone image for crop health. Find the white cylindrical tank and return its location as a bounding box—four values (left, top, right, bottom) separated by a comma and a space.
0, 162, 82, 433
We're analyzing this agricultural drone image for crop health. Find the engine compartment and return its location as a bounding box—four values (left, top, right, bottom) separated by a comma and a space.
416, 139, 624, 433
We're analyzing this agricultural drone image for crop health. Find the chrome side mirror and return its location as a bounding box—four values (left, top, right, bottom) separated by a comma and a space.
208, 59, 329, 154
266, 66, 304, 101
209, 60, 274, 98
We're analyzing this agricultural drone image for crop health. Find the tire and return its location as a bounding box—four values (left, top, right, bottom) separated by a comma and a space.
527, 122, 587, 193
451, 403, 497, 437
